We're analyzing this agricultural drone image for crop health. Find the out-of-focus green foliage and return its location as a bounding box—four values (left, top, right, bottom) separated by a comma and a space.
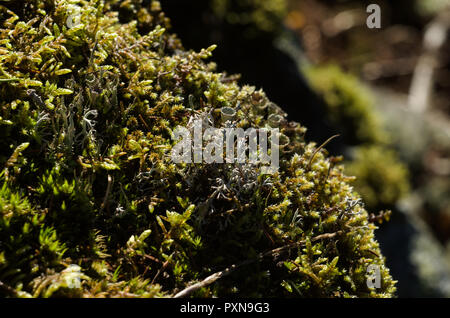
415, 0, 450, 16
212, 0, 287, 36
307, 65, 410, 211
0, 0, 395, 297
307, 65, 387, 146
345, 146, 410, 210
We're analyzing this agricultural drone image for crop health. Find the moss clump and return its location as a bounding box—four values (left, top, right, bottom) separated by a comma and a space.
345, 146, 410, 210
415, 0, 450, 16
211, 0, 288, 36
0, 0, 395, 297
307, 65, 410, 211
307, 65, 388, 146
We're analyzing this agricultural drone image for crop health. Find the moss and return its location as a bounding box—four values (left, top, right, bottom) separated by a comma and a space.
306, 65, 410, 211
307, 65, 388, 146
345, 146, 410, 210
415, 0, 450, 16
0, 0, 395, 297
211, 0, 287, 36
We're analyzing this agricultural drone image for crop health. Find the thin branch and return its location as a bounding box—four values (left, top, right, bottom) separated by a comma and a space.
0, 78, 20, 82
99, 174, 113, 213
307, 135, 340, 169
0, 280, 18, 297
408, 10, 450, 113
152, 259, 170, 285
173, 231, 342, 298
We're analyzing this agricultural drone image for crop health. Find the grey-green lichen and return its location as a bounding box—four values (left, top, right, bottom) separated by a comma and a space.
0, 0, 395, 297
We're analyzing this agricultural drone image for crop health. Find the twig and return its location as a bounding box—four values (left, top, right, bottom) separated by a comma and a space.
138, 114, 150, 131
173, 231, 342, 298
0, 78, 20, 82
408, 10, 450, 113
152, 259, 170, 285
144, 254, 163, 264
0, 280, 18, 297
99, 174, 113, 213
307, 135, 340, 169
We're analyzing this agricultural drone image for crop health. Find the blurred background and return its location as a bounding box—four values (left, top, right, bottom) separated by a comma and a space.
158, 0, 450, 297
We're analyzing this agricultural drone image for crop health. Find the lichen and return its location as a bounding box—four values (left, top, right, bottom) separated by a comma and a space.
0, 0, 395, 297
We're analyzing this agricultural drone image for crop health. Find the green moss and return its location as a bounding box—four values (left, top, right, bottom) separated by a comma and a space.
307, 65, 410, 211
415, 0, 450, 16
345, 146, 410, 210
0, 0, 395, 297
211, 0, 287, 36
307, 65, 388, 146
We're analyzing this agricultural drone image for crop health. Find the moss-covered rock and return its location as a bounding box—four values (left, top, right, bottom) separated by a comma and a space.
0, 0, 395, 297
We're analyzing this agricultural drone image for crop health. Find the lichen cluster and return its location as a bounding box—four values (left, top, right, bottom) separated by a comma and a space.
0, 0, 395, 297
